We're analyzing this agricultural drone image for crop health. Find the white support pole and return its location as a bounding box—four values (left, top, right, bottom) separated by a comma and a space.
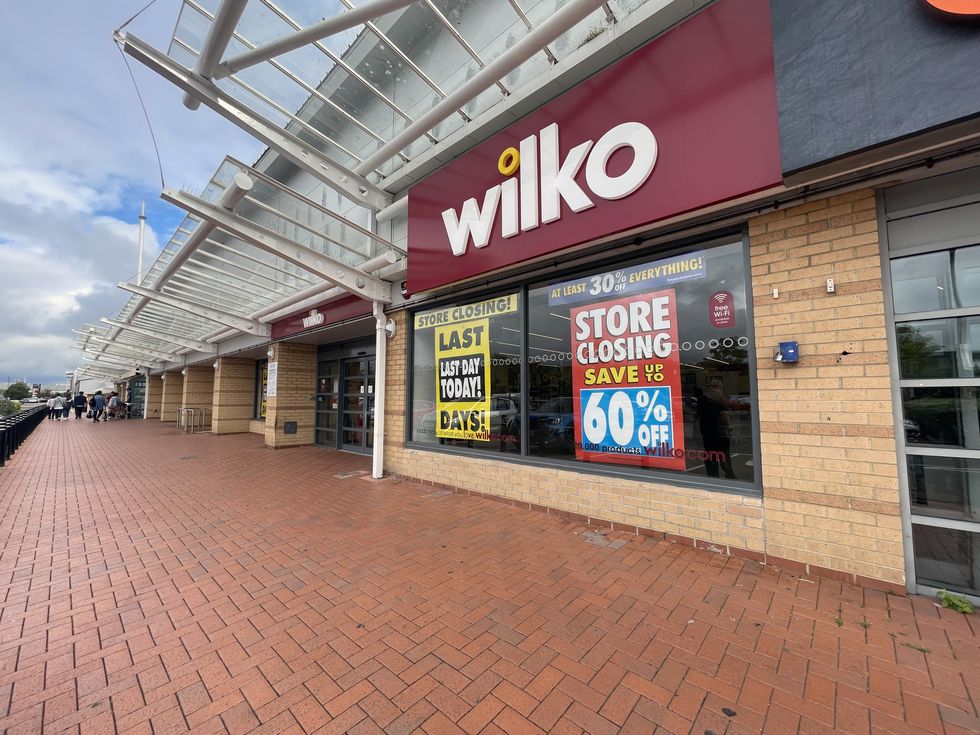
117, 281, 273, 336
137, 202, 147, 285
161, 186, 393, 303
116, 32, 391, 211
372, 301, 387, 479
354, 0, 607, 175
215, 0, 417, 79
100, 318, 217, 353
183, 0, 249, 109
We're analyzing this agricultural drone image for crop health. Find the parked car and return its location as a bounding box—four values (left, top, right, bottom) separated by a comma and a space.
527, 396, 576, 453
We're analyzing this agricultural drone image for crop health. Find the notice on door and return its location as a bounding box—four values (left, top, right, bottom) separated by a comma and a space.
570, 290, 685, 469
434, 318, 491, 441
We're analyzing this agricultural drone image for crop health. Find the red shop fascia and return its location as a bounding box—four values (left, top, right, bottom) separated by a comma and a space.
271, 295, 373, 341
406, 0, 783, 294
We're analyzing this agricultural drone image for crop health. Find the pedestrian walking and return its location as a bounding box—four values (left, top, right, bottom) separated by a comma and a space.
73, 391, 87, 419
91, 391, 105, 423
50, 394, 66, 421
62, 393, 71, 419
107, 392, 118, 420
46, 396, 56, 420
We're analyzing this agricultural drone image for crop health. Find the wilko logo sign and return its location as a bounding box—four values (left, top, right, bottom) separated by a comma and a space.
709, 291, 735, 329
443, 122, 657, 256
302, 309, 325, 328
406, 0, 780, 294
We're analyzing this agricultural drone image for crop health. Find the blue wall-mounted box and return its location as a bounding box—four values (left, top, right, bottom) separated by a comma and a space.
777, 341, 799, 363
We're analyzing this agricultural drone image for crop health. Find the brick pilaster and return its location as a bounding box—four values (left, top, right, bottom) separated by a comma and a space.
264, 344, 316, 448
212, 358, 257, 435
159, 371, 184, 423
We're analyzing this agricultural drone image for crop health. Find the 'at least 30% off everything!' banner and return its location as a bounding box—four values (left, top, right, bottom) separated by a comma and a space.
569, 289, 685, 470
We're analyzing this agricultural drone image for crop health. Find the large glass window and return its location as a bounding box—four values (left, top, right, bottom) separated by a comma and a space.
408, 239, 757, 489
411, 294, 522, 454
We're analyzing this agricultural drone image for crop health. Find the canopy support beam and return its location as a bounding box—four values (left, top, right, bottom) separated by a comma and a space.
214, 0, 417, 79
101, 318, 217, 353
118, 282, 273, 337
162, 187, 393, 303
115, 31, 391, 211
354, 0, 608, 175
182, 0, 249, 109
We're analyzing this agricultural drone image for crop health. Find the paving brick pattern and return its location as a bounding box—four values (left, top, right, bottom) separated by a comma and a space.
1, 421, 979, 734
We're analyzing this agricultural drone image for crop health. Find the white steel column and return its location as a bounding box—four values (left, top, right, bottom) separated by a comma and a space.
372, 301, 387, 479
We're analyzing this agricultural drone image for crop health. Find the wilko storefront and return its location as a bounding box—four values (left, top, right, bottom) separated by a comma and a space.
374, 0, 980, 599
397, 0, 774, 495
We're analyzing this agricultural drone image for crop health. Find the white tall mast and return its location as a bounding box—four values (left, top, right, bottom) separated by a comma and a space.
137, 202, 147, 284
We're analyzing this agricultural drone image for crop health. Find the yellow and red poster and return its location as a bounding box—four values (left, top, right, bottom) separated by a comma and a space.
434, 318, 491, 440
570, 289, 685, 469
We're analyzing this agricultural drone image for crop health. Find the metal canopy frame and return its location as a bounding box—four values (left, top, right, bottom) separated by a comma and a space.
73, 0, 659, 405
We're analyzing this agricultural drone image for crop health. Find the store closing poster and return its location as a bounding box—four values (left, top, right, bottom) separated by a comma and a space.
570, 290, 685, 469
434, 318, 491, 440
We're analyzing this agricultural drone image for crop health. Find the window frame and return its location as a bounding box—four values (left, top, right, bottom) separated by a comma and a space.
404, 230, 762, 497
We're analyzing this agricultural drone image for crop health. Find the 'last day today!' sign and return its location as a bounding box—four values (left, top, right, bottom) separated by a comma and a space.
435, 319, 491, 440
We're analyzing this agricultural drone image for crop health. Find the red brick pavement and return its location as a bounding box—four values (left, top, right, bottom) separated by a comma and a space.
0, 420, 979, 734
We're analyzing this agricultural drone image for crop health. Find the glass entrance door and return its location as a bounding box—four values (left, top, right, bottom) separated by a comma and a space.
341, 358, 375, 452
315, 356, 374, 453
884, 169, 980, 600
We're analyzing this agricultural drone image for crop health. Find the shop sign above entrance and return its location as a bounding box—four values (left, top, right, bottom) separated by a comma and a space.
407, 0, 781, 294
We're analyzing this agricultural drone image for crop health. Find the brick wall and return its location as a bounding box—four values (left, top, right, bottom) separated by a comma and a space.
159, 372, 184, 423
264, 343, 316, 448
212, 358, 257, 435
181, 366, 214, 427
145, 375, 163, 420
380, 186, 905, 588
749, 189, 903, 586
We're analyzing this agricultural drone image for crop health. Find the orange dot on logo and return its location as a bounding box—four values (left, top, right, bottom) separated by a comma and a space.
925, 0, 980, 14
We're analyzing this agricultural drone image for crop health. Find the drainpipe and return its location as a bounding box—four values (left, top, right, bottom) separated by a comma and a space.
372, 301, 387, 479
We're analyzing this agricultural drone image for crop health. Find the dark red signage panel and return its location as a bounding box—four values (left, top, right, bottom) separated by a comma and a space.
271, 294, 373, 340
407, 0, 781, 294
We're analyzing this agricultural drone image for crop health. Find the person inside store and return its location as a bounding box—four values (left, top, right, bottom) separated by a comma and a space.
696, 376, 736, 479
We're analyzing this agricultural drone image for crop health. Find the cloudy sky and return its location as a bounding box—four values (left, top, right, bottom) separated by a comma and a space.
0, 1, 262, 386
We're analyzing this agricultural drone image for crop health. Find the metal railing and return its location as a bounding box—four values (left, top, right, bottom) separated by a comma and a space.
0, 405, 49, 467
176, 407, 212, 434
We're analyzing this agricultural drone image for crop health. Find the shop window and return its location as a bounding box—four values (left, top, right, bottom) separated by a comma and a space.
411, 294, 522, 454
254, 359, 268, 419
408, 239, 758, 490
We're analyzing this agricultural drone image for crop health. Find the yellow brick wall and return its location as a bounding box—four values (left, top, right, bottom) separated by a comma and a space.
750, 188, 903, 585
381, 186, 905, 587
181, 366, 214, 426
264, 343, 316, 448
159, 372, 184, 423
145, 376, 163, 420
212, 358, 257, 435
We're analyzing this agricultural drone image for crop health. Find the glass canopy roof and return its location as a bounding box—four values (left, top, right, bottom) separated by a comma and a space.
81, 0, 670, 371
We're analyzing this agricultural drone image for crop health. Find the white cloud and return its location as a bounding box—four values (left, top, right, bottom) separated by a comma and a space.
0, 1, 264, 384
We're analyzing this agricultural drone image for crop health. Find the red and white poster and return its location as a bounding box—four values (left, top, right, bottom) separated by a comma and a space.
570, 290, 685, 470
